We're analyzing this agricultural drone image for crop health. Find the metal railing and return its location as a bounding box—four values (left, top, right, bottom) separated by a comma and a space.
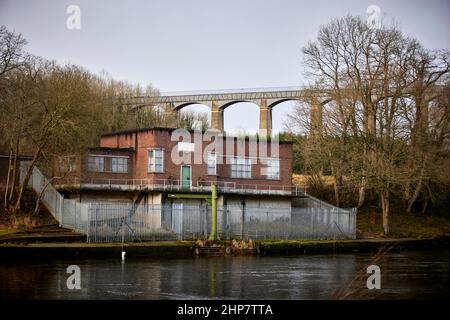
123, 86, 332, 104
23, 164, 89, 233
84, 203, 356, 242
55, 177, 308, 196
159, 86, 306, 96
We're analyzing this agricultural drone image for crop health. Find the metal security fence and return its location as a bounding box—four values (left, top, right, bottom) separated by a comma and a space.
219, 206, 292, 240
218, 206, 356, 240
290, 207, 356, 240
86, 203, 191, 242
88, 203, 172, 242
83, 203, 356, 242
23, 164, 356, 242
22, 164, 89, 233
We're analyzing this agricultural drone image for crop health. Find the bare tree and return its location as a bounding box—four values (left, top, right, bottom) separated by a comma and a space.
291, 15, 450, 234
0, 26, 28, 206
0, 25, 27, 78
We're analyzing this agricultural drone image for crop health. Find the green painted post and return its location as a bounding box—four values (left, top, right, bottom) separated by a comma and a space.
209, 183, 218, 241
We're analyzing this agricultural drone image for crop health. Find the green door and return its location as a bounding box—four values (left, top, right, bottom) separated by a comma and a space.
181, 165, 191, 190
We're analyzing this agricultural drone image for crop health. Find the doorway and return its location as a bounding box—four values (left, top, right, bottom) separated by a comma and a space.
181, 165, 191, 190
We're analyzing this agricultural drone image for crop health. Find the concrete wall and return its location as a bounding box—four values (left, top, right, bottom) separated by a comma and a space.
219, 195, 292, 237
135, 193, 162, 228
292, 195, 337, 209
68, 192, 134, 204
223, 195, 291, 209
67, 191, 163, 229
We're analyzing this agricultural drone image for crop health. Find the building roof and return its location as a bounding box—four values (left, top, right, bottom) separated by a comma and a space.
100, 127, 176, 137
88, 147, 135, 153
0, 153, 33, 160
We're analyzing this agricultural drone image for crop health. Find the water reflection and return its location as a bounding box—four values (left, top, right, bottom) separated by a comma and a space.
0, 250, 449, 300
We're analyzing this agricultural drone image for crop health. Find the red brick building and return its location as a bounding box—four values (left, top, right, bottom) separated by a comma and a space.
55, 128, 294, 209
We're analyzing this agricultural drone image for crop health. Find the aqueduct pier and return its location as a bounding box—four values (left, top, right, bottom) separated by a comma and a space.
118, 85, 441, 136
119, 87, 330, 136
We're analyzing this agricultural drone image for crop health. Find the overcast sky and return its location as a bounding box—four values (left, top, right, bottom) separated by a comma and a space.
1, 0, 449, 133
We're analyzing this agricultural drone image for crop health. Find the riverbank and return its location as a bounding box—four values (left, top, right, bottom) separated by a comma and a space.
0, 236, 448, 260
0, 225, 86, 243
257, 236, 450, 255
0, 241, 196, 259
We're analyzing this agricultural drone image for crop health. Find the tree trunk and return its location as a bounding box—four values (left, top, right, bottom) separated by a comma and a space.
421, 197, 429, 215
381, 191, 390, 235
406, 159, 426, 214
333, 179, 340, 207
13, 148, 40, 215
406, 181, 422, 214
8, 141, 19, 202
357, 178, 366, 208
4, 148, 13, 208
333, 174, 342, 207
33, 175, 63, 215
9, 148, 18, 201
404, 180, 411, 204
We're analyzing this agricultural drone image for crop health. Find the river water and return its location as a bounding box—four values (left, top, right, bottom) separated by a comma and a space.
0, 249, 449, 299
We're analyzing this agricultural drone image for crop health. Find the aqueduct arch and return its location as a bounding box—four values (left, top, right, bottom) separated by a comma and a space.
126, 86, 445, 137
125, 87, 332, 136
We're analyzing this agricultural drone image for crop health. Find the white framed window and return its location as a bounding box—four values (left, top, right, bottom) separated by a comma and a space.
266, 159, 280, 180
231, 156, 252, 178
59, 156, 77, 173
87, 156, 104, 172
112, 157, 128, 173
207, 152, 217, 175
68, 157, 77, 172
148, 149, 164, 173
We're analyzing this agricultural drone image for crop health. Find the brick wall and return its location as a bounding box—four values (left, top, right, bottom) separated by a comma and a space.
54, 148, 134, 184
98, 129, 293, 188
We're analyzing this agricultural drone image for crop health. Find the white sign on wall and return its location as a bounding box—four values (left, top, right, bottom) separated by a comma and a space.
177, 142, 195, 152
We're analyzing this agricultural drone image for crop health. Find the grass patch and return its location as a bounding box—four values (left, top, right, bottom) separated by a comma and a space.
0, 228, 24, 237
357, 206, 450, 239
292, 174, 335, 187
389, 214, 450, 238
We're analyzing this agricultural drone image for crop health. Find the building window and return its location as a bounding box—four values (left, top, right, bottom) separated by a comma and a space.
87, 156, 104, 172
148, 149, 164, 173
266, 159, 280, 180
231, 156, 252, 178
68, 157, 77, 172
112, 157, 128, 173
207, 152, 216, 175
59, 156, 77, 173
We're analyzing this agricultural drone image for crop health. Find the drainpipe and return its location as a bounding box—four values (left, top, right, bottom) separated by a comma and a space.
209, 184, 218, 241
240, 196, 246, 239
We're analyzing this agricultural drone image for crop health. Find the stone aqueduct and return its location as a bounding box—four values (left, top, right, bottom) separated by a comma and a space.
119, 86, 442, 136
120, 87, 330, 136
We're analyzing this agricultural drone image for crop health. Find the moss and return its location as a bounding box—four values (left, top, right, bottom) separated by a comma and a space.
258, 237, 450, 256
0, 228, 24, 237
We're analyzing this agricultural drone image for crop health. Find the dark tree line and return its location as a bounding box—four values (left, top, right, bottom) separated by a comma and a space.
0, 26, 209, 215
285, 16, 450, 234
